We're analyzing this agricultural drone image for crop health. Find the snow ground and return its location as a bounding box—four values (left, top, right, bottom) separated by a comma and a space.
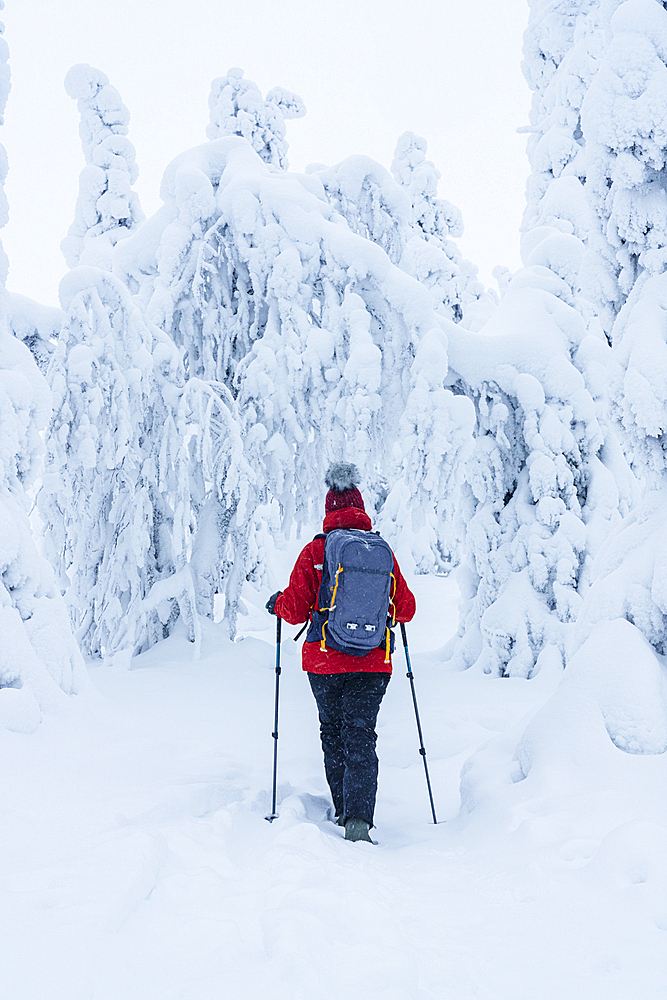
2, 572, 666, 1000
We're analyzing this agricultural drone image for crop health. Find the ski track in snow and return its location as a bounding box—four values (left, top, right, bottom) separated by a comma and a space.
2, 576, 666, 1000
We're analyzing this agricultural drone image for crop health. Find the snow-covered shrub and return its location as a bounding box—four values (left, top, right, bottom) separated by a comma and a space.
458, 620, 667, 841
61, 64, 144, 270
207, 68, 305, 170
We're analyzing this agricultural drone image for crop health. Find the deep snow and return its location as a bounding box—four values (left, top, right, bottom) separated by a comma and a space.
1, 571, 666, 1000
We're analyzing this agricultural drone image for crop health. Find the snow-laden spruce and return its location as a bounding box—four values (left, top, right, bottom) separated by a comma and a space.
207, 68, 305, 171
521, 0, 607, 243
391, 132, 487, 327
576, 270, 667, 659
568, 2, 667, 665
430, 0, 636, 679
61, 64, 144, 270
111, 73, 487, 596
312, 133, 486, 329
41, 265, 253, 655
114, 126, 461, 544
438, 245, 622, 678
5, 292, 62, 374
378, 325, 476, 576
581, 0, 667, 334
41, 268, 183, 656
0, 11, 87, 733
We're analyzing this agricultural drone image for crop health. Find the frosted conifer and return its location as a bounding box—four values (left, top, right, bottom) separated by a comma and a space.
114, 133, 451, 550
581, 0, 667, 333
0, 12, 87, 731
521, 0, 606, 240
392, 131, 487, 325
40, 268, 196, 656
61, 64, 144, 270
425, 0, 634, 679
207, 68, 305, 170
6, 293, 62, 373
314, 135, 484, 327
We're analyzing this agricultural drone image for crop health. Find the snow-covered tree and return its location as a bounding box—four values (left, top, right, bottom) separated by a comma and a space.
312, 134, 486, 328
315, 154, 411, 266
567, 2, 667, 664
0, 11, 86, 732
581, 0, 667, 334
420, 0, 638, 679
114, 133, 456, 544
42, 255, 257, 653
392, 132, 463, 244
432, 259, 609, 677
378, 326, 476, 575
379, 43, 624, 658
521, 0, 610, 238
41, 268, 180, 655
61, 64, 144, 271
409, 0, 635, 681
207, 68, 305, 170
6, 293, 62, 373
393, 132, 490, 327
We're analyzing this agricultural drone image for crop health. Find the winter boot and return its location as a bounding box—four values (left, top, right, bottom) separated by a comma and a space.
344, 817, 374, 843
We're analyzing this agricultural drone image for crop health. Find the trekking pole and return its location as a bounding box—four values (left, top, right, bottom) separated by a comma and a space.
400, 622, 437, 824
293, 621, 308, 642
265, 617, 282, 822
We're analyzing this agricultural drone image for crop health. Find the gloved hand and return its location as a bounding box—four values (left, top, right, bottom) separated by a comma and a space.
265, 591, 282, 616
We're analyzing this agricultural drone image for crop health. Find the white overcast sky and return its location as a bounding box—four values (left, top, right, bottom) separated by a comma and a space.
1, 0, 531, 308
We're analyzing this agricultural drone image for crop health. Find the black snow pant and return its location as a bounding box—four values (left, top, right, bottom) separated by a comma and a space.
308, 671, 390, 827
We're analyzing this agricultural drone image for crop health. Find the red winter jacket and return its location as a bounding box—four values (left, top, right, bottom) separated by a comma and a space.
274, 507, 416, 674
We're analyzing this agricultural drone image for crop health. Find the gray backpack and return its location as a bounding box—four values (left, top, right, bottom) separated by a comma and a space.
307, 528, 396, 657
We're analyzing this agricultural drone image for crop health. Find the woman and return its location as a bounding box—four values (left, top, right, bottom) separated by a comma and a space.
267, 463, 416, 842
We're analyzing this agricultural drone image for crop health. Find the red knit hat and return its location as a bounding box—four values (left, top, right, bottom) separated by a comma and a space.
324, 462, 365, 513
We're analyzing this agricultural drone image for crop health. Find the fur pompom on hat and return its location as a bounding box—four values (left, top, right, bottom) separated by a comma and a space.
324, 462, 365, 513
